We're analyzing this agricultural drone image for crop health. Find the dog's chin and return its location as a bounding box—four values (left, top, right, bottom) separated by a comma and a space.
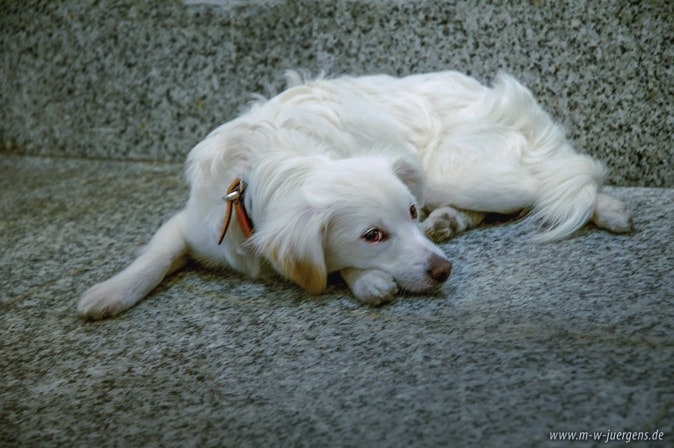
397, 279, 446, 297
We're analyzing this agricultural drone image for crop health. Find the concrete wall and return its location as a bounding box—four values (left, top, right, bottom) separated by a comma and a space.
1, 0, 672, 186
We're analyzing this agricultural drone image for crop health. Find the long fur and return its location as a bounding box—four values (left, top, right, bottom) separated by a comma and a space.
78, 70, 632, 319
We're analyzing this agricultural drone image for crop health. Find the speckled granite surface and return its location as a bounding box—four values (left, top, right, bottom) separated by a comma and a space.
2, 0, 673, 445
1, 1, 672, 187
1, 155, 672, 446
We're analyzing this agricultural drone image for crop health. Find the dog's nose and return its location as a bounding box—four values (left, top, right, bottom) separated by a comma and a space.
427, 254, 452, 283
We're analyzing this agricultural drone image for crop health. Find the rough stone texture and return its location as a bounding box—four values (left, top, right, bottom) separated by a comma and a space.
2, 1, 673, 445
1, 0, 673, 186
1, 156, 672, 447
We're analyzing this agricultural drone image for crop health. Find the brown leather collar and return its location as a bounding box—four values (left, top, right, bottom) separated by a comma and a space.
217, 178, 254, 244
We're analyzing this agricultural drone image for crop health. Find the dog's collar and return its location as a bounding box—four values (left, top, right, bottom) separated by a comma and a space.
217, 177, 254, 244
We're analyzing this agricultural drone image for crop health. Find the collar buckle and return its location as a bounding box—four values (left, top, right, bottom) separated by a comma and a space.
217, 178, 254, 244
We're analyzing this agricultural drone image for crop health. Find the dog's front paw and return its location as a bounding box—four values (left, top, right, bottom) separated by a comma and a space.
421, 207, 461, 242
341, 268, 398, 306
421, 207, 485, 242
78, 281, 129, 320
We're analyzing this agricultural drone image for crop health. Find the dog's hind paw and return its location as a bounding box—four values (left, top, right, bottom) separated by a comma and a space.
592, 193, 634, 235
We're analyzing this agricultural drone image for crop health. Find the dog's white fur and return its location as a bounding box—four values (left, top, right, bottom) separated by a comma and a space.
79, 71, 632, 319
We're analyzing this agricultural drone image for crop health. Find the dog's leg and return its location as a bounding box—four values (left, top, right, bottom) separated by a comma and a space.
78, 212, 188, 320
420, 207, 486, 243
592, 192, 633, 234
341, 268, 398, 306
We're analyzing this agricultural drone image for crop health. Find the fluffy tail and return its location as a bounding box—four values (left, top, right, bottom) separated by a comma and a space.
528, 155, 604, 242
78, 212, 188, 319
488, 73, 605, 242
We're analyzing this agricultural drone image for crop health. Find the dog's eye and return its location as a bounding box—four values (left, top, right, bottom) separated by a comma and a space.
362, 228, 387, 243
410, 204, 418, 220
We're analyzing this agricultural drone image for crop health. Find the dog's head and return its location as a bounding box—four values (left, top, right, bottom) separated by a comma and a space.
249, 153, 451, 296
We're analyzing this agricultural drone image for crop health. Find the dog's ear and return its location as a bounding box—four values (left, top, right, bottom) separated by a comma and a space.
392, 155, 427, 203
252, 206, 327, 295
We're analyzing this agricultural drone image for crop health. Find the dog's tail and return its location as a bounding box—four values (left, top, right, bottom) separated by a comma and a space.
78, 212, 188, 320
489, 73, 606, 242
527, 154, 604, 243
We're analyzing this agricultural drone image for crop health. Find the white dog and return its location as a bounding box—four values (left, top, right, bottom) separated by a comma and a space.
78, 71, 632, 319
